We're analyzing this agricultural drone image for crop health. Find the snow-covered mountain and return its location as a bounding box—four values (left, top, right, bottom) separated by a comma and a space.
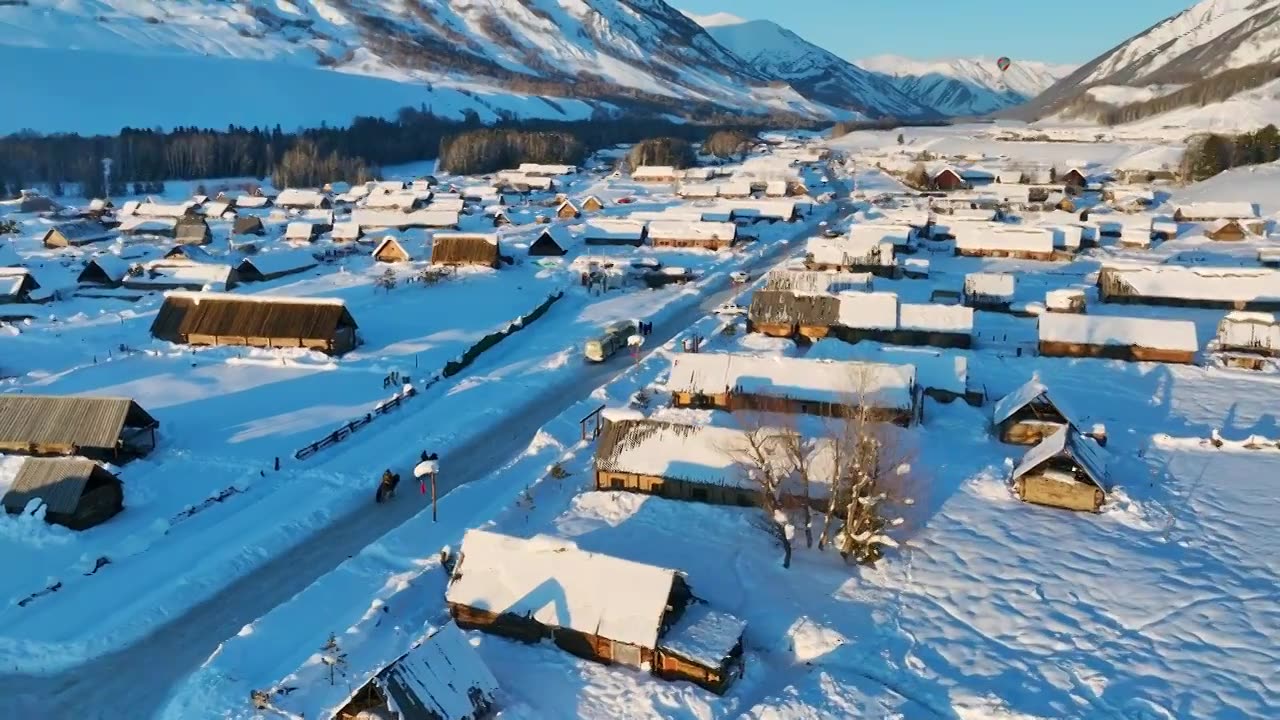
1021, 0, 1280, 128
0, 0, 844, 134
857, 56, 1074, 117
692, 17, 936, 119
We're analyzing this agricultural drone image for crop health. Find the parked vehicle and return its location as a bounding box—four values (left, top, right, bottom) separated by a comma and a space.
714, 303, 746, 316
585, 320, 638, 362
730, 271, 750, 284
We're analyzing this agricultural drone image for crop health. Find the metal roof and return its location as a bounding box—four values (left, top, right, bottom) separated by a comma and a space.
2, 457, 116, 514
0, 395, 156, 451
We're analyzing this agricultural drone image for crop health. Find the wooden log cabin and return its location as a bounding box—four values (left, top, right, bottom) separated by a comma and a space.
446, 529, 746, 695
1211, 311, 1280, 370
747, 291, 839, 341
150, 291, 359, 355
1038, 313, 1198, 364
992, 379, 1071, 445
1097, 265, 1280, 312
1, 458, 124, 530
1012, 425, 1109, 512
665, 352, 921, 426
329, 621, 499, 720
0, 394, 158, 462
430, 233, 500, 268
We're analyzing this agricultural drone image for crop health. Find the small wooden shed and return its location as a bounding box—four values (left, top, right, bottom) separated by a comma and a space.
1012, 425, 1108, 512
555, 200, 580, 219
2, 458, 123, 530
0, 394, 158, 461
174, 218, 213, 246
1206, 219, 1248, 242
582, 195, 605, 212
372, 236, 412, 263
78, 256, 132, 287
992, 379, 1070, 445
529, 226, 569, 257
0, 268, 41, 304
232, 216, 266, 236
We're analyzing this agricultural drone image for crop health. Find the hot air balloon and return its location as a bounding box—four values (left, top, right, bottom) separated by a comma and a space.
997, 56, 1012, 72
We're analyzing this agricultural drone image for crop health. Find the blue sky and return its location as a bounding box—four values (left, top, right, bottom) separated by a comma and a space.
677, 0, 1195, 65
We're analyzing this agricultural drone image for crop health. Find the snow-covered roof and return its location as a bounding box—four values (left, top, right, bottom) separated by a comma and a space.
683, 167, 715, 181
993, 378, 1054, 426
849, 223, 913, 247
460, 185, 499, 201
285, 221, 320, 240
764, 269, 872, 296
1049, 225, 1083, 249
119, 216, 178, 234
201, 200, 234, 218
1175, 202, 1259, 221
233, 195, 271, 209
499, 174, 554, 191
362, 190, 429, 209
164, 289, 347, 306
0, 268, 33, 296
517, 162, 575, 176
632, 165, 678, 180
1012, 425, 1108, 490
809, 237, 893, 268
275, 189, 329, 208
964, 272, 1016, 299
126, 263, 235, 290
679, 183, 719, 198
718, 199, 797, 220
238, 250, 317, 276
1039, 313, 1198, 352
331, 221, 361, 241
81, 255, 131, 283
628, 209, 706, 223
647, 221, 736, 242
433, 231, 498, 245
667, 352, 916, 411
807, 340, 967, 396
657, 603, 746, 668
351, 209, 458, 229
717, 179, 752, 196
899, 303, 974, 333
1046, 288, 1085, 310
953, 225, 1054, 253
132, 201, 195, 218
429, 198, 466, 213
597, 418, 784, 490
1103, 265, 1280, 304
447, 529, 677, 649
837, 291, 898, 330
583, 219, 646, 241
765, 179, 788, 196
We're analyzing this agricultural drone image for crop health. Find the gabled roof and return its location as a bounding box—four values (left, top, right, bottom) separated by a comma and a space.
2, 457, 116, 514
667, 352, 916, 411
1039, 312, 1198, 352
447, 529, 678, 649
79, 255, 131, 284
372, 235, 411, 260
992, 378, 1064, 426
151, 291, 357, 342
0, 395, 156, 451
236, 250, 317, 277
1175, 202, 1259, 220
43, 220, 114, 245
1012, 425, 1108, 489
354, 622, 499, 720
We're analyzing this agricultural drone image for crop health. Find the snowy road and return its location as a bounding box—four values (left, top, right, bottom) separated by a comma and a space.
1, 193, 856, 719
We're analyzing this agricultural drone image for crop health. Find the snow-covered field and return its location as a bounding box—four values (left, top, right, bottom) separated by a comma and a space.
5, 124, 1280, 719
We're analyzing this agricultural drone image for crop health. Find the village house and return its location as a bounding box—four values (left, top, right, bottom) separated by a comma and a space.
1097, 265, 1280, 311
235, 251, 318, 282
647, 221, 737, 250
1045, 288, 1086, 313
678, 183, 719, 200
151, 291, 359, 355
1038, 313, 1198, 364
329, 621, 499, 720
1012, 425, 1109, 512
930, 167, 967, 191
1173, 202, 1263, 234
274, 189, 332, 210
41, 220, 114, 248
583, 219, 647, 246
363, 190, 431, 211
834, 292, 975, 350
555, 200, 580, 220
0, 268, 40, 304
351, 209, 459, 231
632, 166, 680, 183
1205, 219, 1250, 241
430, 233, 501, 268
1150, 218, 1179, 241
748, 291, 840, 341
285, 221, 326, 244
372, 236, 413, 263
174, 217, 213, 246
123, 262, 239, 292
517, 162, 576, 176
1060, 167, 1088, 189
128, 200, 199, 219
0, 394, 158, 461
77, 256, 132, 287
992, 379, 1072, 445
763, 269, 873, 295
963, 272, 1016, 311
162, 245, 214, 264
119, 216, 179, 238
232, 215, 266, 236
717, 179, 752, 199
1210, 311, 1280, 370
805, 234, 895, 276
952, 225, 1055, 261
231, 192, 272, 209
806, 339, 973, 404
666, 352, 921, 425
1, 458, 124, 531
581, 195, 605, 212
529, 225, 570, 257
447, 529, 747, 695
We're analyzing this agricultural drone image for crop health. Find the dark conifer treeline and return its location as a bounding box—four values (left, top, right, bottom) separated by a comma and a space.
625, 137, 695, 170
702, 129, 755, 159
0, 105, 813, 197
1182, 124, 1280, 181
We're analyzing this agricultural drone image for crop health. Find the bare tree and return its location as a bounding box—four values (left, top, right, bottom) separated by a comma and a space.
815, 367, 919, 564
720, 414, 796, 569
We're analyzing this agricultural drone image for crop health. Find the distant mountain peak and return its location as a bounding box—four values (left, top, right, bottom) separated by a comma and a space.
680, 11, 747, 27
855, 54, 1073, 117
